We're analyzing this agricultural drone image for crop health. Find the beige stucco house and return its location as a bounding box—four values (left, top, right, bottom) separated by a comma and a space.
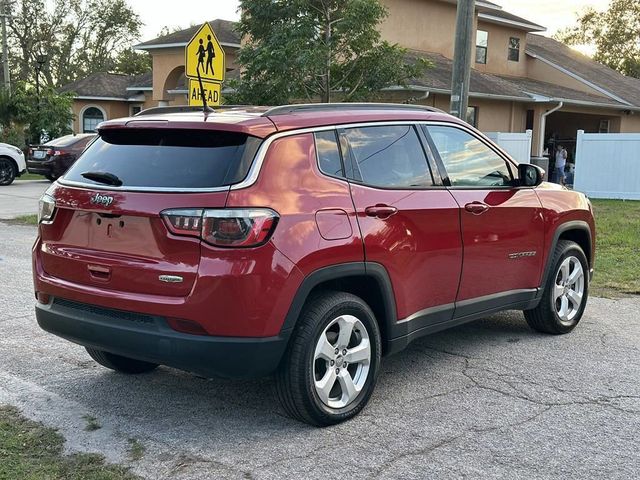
62, 0, 640, 159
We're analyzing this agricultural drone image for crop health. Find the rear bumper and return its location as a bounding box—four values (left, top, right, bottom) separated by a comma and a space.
36, 298, 290, 378
27, 160, 53, 175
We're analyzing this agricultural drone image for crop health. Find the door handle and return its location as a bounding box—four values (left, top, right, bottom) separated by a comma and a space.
365, 204, 398, 219
464, 201, 490, 215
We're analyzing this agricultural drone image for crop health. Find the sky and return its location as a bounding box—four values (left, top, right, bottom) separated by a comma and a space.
491, 0, 610, 36
134, 0, 241, 42
132, 0, 610, 43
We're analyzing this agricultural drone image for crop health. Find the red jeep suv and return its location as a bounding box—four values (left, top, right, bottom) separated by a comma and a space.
33, 104, 595, 426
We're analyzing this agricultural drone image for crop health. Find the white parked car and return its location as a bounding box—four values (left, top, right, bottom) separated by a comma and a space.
0, 142, 26, 186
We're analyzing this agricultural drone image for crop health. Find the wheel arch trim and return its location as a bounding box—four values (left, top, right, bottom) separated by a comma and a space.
539, 220, 593, 295
280, 262, 398, 343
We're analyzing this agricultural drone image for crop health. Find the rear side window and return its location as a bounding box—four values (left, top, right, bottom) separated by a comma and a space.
343, 125, 433, 188
314, 130, 344, 178
63, 129, 261, 189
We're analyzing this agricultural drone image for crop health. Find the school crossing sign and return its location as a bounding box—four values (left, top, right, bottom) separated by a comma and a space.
188, 79, 221, 105
185, 22, 225, 106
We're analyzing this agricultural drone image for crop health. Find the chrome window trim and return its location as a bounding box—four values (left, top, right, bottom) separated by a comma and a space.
58, 120, 512, 193
233, 120, 518, 191
233, 121, 467, 191
56, 179, 232, 193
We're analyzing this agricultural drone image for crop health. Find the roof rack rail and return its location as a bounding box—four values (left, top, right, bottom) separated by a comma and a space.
134, 105, 257, 117
262, 103, 445, 117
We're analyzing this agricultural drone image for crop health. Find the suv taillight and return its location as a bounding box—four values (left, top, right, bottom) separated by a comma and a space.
161, 208, 279, 248
38, 193, 56, 224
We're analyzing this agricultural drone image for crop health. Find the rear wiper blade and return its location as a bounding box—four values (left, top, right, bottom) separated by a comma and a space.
81, 171, 123, 187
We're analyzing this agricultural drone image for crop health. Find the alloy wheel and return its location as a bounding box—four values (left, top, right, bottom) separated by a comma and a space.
0, 159, 12, 184
313, 314, 371, 409
553, 256, 585, 324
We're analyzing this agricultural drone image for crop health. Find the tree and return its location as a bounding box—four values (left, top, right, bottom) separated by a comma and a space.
230, 0, 430, 104
113, 48, 152, 76
8, 0, 146, 88
555, 0, 640, 78
0, 83, 73, 146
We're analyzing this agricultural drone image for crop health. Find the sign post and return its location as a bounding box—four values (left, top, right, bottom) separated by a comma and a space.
185, 22, 225, 107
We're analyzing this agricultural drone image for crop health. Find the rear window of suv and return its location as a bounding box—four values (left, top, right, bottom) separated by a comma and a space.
63, 129, 262, 189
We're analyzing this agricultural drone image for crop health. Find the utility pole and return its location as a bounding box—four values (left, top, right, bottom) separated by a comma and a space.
0, 0, 9, 91
449, 0, 475, 121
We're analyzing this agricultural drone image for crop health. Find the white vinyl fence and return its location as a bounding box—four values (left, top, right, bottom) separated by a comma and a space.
574, 130, 640, 200
485, 130, 532, 164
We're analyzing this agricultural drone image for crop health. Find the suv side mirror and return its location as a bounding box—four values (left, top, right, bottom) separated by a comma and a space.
518, 163, 544, 187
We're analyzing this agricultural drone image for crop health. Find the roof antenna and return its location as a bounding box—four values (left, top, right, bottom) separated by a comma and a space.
196, 67, 214, 115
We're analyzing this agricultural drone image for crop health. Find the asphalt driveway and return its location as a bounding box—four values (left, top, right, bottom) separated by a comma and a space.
1, 222, 638, 479
0, 180, 51, 219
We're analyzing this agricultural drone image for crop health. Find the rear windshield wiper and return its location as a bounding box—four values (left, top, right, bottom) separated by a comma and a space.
81, 171, 123, 187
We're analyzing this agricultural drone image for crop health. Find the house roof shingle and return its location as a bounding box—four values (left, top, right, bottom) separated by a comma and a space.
135, 19, 240, 49
60, 72, 151, 99
496, 76, 623, 107
526, 34, 640, 107
127, 71, 153, 89
478, 9, 545, 32
409, 51, 530, 100
407, 49, 637, 109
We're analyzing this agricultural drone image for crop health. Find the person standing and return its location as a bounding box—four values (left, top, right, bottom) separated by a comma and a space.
555, 145, 567, 185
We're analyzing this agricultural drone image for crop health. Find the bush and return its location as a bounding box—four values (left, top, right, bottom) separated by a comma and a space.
0, 83, 74, 145
0, 123, 27, 149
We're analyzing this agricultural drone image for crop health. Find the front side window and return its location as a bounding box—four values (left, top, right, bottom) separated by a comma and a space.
476, 30, 488, 64
344, 125, 433, 189
427, 125, 513, 187
315, 130, 344, 178
82, 107, 105, 133
508, 37, 521, 62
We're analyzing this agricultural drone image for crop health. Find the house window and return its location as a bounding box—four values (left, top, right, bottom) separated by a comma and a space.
599, 120, 610, 133
130, 105, 142, 116
476, 30, 488, 64
508, 37, 521, 62
466, 106, 478, 128
82, 107, 104, 133
526, 110, 535, 130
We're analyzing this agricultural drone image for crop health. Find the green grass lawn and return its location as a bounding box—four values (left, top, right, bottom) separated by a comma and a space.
8, 214, 38, 225
590, 199, 640, 297
17, 173, 47, 181
0, 406, 139, 480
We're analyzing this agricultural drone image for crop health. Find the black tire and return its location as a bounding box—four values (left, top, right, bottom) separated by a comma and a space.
524, 240, 589, 334
85, 347, 159, 374
275, 291, 382, 427
45, 173, 58, 182
0, 157, 16, 186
